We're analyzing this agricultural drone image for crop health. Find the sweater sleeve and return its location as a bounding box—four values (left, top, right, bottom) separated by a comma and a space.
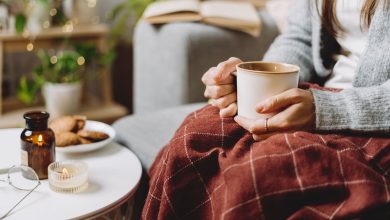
310, 80, 390, 132
262, 0, 315, 82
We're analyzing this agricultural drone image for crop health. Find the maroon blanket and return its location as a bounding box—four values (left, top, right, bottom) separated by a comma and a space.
142, 100, 390, 219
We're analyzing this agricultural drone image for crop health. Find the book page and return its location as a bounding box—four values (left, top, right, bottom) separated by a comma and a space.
145, 13, 202, 24
143, 0, 200, 18
220, 0, 268, 8
202, 17, 261, 36
200, 1, 261, 36
200, 1, 260, 25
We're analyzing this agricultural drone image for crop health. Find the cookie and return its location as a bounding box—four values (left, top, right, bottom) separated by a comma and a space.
49, 116, 78, 133
73, 115, 87, 131
77, 130, 109, 141
78, 136, 93, 145
56, 132, 80, 147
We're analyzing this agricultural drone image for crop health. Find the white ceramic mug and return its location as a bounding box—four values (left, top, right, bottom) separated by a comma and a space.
236, 61, 300, 120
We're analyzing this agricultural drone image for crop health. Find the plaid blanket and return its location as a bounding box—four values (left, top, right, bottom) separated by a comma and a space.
142, 98, 390, 219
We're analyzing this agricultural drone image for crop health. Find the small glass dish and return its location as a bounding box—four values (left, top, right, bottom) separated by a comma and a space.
48, 161, 88, 193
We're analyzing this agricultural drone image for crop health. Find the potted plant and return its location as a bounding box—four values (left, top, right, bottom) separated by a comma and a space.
18, 48, 90, 118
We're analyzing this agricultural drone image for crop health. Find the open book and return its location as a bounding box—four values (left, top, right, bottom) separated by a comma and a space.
142, 0, 262, 37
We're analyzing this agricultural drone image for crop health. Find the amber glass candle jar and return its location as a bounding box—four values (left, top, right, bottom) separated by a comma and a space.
21, 111, 56, 179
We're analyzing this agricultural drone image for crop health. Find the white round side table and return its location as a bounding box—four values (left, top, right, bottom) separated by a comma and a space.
0, 128, 142, 220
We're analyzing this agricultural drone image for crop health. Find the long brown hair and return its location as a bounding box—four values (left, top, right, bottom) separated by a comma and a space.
316, 0, 380, 37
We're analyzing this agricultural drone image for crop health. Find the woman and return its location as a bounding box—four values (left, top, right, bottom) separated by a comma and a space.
203, 0, 390, 140
143, 0, 390, 219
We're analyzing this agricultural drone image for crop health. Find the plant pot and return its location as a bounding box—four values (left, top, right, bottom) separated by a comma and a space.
42, 82, 82, 118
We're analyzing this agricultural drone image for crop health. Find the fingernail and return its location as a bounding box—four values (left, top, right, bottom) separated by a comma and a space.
256, 105, 264, 112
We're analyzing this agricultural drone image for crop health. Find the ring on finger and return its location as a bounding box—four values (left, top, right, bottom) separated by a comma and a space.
264, 118, 269, 133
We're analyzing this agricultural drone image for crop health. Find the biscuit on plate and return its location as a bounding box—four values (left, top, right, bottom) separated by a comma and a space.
49, 116, 78, 133
56, 132, 80, 147
77, 130, 109, 141
73, 115, 87, 131
78, 136, 93, 145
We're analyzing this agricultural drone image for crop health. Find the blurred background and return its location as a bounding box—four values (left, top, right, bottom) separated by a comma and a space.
0, 0, 152, 127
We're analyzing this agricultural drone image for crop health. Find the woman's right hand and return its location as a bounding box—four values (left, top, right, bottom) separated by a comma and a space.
201, 57, 242, 117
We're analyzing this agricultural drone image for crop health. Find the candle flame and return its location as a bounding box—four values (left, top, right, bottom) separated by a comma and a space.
62, 168, 69, 176
37, 134, 44, 147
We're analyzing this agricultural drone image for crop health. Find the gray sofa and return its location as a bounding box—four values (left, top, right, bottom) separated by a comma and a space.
114, 9, 279, 170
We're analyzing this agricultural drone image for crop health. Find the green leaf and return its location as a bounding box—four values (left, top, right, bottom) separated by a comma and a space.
17, 76, 40, 104
37, 0, 49, 5
74, 43, 98, 64
15, 13, 27, 34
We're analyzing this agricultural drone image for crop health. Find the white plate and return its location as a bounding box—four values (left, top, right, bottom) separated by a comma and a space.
55, 120, 116, 153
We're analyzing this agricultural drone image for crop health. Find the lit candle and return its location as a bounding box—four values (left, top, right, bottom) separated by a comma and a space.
62, 168, 69, 176
37, 134, 44, 147
21, 111, 55, 180
48, 161, 88, 193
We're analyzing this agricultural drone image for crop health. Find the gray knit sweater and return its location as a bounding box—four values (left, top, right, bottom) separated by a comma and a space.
263, 0, 390, 132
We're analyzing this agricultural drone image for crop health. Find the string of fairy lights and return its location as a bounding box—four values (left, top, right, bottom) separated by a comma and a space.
23, 0, 98, 66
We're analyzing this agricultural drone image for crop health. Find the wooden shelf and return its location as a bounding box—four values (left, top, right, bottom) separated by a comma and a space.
0, 24, 127, 127
0, 24, 108, 41
0, 102, 128, 128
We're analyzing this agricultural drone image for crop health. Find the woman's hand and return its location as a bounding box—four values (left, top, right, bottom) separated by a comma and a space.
202, 57, 242, 117
234, 88, 316, 141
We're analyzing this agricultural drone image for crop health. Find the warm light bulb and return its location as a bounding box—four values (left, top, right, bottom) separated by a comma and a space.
50, 56, 58, 64
62, 21, 74, 33
50, 8, 57, 16
43, 21, 50, 29
26, 43, 34, 51
77, 56, 85, 65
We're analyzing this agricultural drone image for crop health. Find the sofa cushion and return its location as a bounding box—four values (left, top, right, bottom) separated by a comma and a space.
113, 103, 206, 170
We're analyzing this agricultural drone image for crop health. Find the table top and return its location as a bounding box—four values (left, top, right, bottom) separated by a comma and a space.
0, 128, 142, 220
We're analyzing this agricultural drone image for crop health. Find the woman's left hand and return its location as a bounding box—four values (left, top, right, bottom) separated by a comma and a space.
234, 88, 316, 141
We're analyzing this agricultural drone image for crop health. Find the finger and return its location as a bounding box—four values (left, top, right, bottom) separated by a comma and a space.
220, 103, 237, 118
264, 104, 302, 132
256, 88, 303, 113
234, 115, 267, 134
212, 92, 237, 109
215, 57, 242, 83
202, 67, 235, 86
202, 57, 241, 85
204, 84, 236, 99
202, 67, 217, 85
